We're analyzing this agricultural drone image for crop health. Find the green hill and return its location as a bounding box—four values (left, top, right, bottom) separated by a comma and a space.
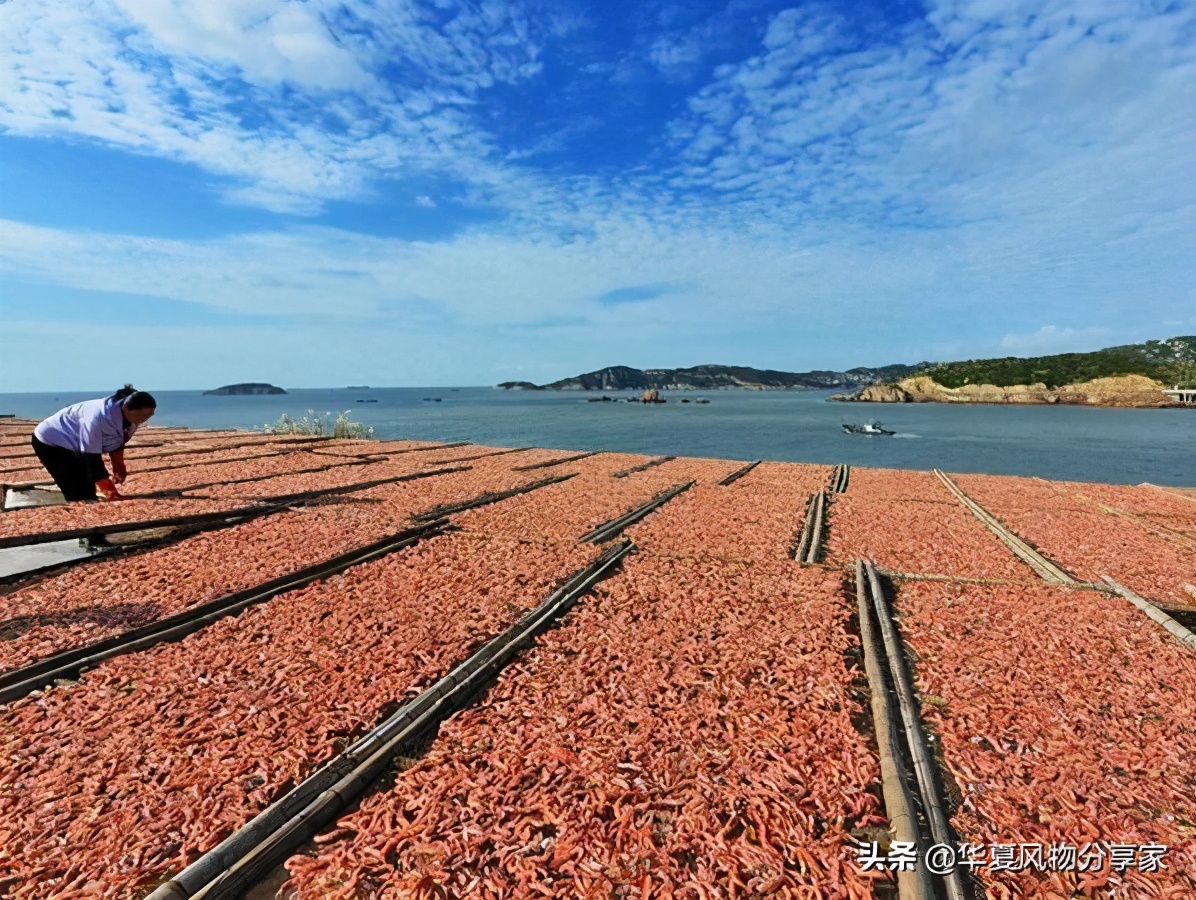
516, 362, 924, 391
916, 337, 1196, 389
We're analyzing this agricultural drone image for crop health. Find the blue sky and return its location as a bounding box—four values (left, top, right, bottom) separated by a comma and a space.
1, 0, 1194, 390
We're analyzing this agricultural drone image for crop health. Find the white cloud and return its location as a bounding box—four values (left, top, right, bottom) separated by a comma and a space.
648, 32, 706, 80
4, 0, 1192, 241
660, 0, 1196, 234
0, 0, 554, 212
997, 326, 1118, 357
0, 210, 956, 338
2, 202, 1191, 390
112, 0, 372, 89
3, 190, 1186, 359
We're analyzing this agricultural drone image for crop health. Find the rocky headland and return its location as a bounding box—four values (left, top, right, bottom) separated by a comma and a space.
833, 374, 1175, 407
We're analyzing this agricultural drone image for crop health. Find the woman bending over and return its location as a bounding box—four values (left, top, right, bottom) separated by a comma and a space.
32, 385, 157, 501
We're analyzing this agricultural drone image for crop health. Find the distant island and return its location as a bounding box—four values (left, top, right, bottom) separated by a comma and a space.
501, 337, 1196, 408
203, 383, 287, 396
497, 363, 921, 392
832, 337, 1196, 407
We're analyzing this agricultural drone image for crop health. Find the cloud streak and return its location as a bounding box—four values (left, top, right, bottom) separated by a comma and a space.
998, 325, 1119, 357
0, 0, 557, 212
594, 283, 678, 306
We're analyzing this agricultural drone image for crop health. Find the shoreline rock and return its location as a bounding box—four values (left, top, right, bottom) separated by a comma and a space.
832, 374, 1175, 407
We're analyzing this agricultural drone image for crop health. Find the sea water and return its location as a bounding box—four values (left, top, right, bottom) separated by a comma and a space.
2, 387, 1193, 486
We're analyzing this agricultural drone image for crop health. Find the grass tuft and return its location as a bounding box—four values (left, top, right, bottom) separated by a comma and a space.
262, 409, 374, 440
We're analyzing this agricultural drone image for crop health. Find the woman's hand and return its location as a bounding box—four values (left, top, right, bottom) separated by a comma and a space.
96, 478, 124, 501
110, 450, 128, 484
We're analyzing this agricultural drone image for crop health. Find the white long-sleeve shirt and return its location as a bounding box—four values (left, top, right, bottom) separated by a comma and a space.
33, 396, 139, 455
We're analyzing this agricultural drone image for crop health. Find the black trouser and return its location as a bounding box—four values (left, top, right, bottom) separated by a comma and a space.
30, 436, 109, 502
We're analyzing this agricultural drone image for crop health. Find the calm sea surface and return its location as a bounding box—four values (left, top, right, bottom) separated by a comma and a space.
2, 388, 1193, 486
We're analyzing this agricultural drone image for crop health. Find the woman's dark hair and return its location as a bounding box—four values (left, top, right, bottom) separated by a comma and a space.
113, 384, 157, 410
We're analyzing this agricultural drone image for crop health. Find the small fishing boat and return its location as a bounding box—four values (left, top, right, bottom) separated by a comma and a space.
842, 421, 896, 436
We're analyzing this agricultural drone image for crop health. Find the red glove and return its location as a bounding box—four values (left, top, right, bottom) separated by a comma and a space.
110, 450, 128, 485
96, 478, 123, 501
